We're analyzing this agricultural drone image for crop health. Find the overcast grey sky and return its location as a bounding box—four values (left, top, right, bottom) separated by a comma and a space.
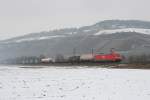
0, 0, 150, 40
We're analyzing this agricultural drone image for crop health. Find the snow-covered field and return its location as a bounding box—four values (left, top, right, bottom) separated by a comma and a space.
0, 65, 150, 100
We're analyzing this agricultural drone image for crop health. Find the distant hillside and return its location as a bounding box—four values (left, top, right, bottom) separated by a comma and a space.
1, 20, 150, 62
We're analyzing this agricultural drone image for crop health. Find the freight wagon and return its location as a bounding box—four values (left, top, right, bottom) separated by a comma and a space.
80, 54, 94, 61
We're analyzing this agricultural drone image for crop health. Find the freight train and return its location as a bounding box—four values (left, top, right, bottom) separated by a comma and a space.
41, 49, 123, 64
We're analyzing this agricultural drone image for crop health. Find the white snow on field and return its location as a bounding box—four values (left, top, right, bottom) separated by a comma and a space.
94, 28, 150, 35
0, 65, 150, 100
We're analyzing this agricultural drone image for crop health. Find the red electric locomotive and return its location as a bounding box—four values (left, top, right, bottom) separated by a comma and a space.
94, 49, 122, 62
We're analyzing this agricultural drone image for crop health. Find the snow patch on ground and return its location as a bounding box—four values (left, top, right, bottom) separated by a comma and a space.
4, 35, 66, 43
83, 30, 91, 32
0, 65, 150, 100
94, 28, 150, 35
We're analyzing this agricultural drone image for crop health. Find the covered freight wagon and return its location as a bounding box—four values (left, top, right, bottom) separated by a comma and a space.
80, 54, 94, 61
41, 58, 53, 63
